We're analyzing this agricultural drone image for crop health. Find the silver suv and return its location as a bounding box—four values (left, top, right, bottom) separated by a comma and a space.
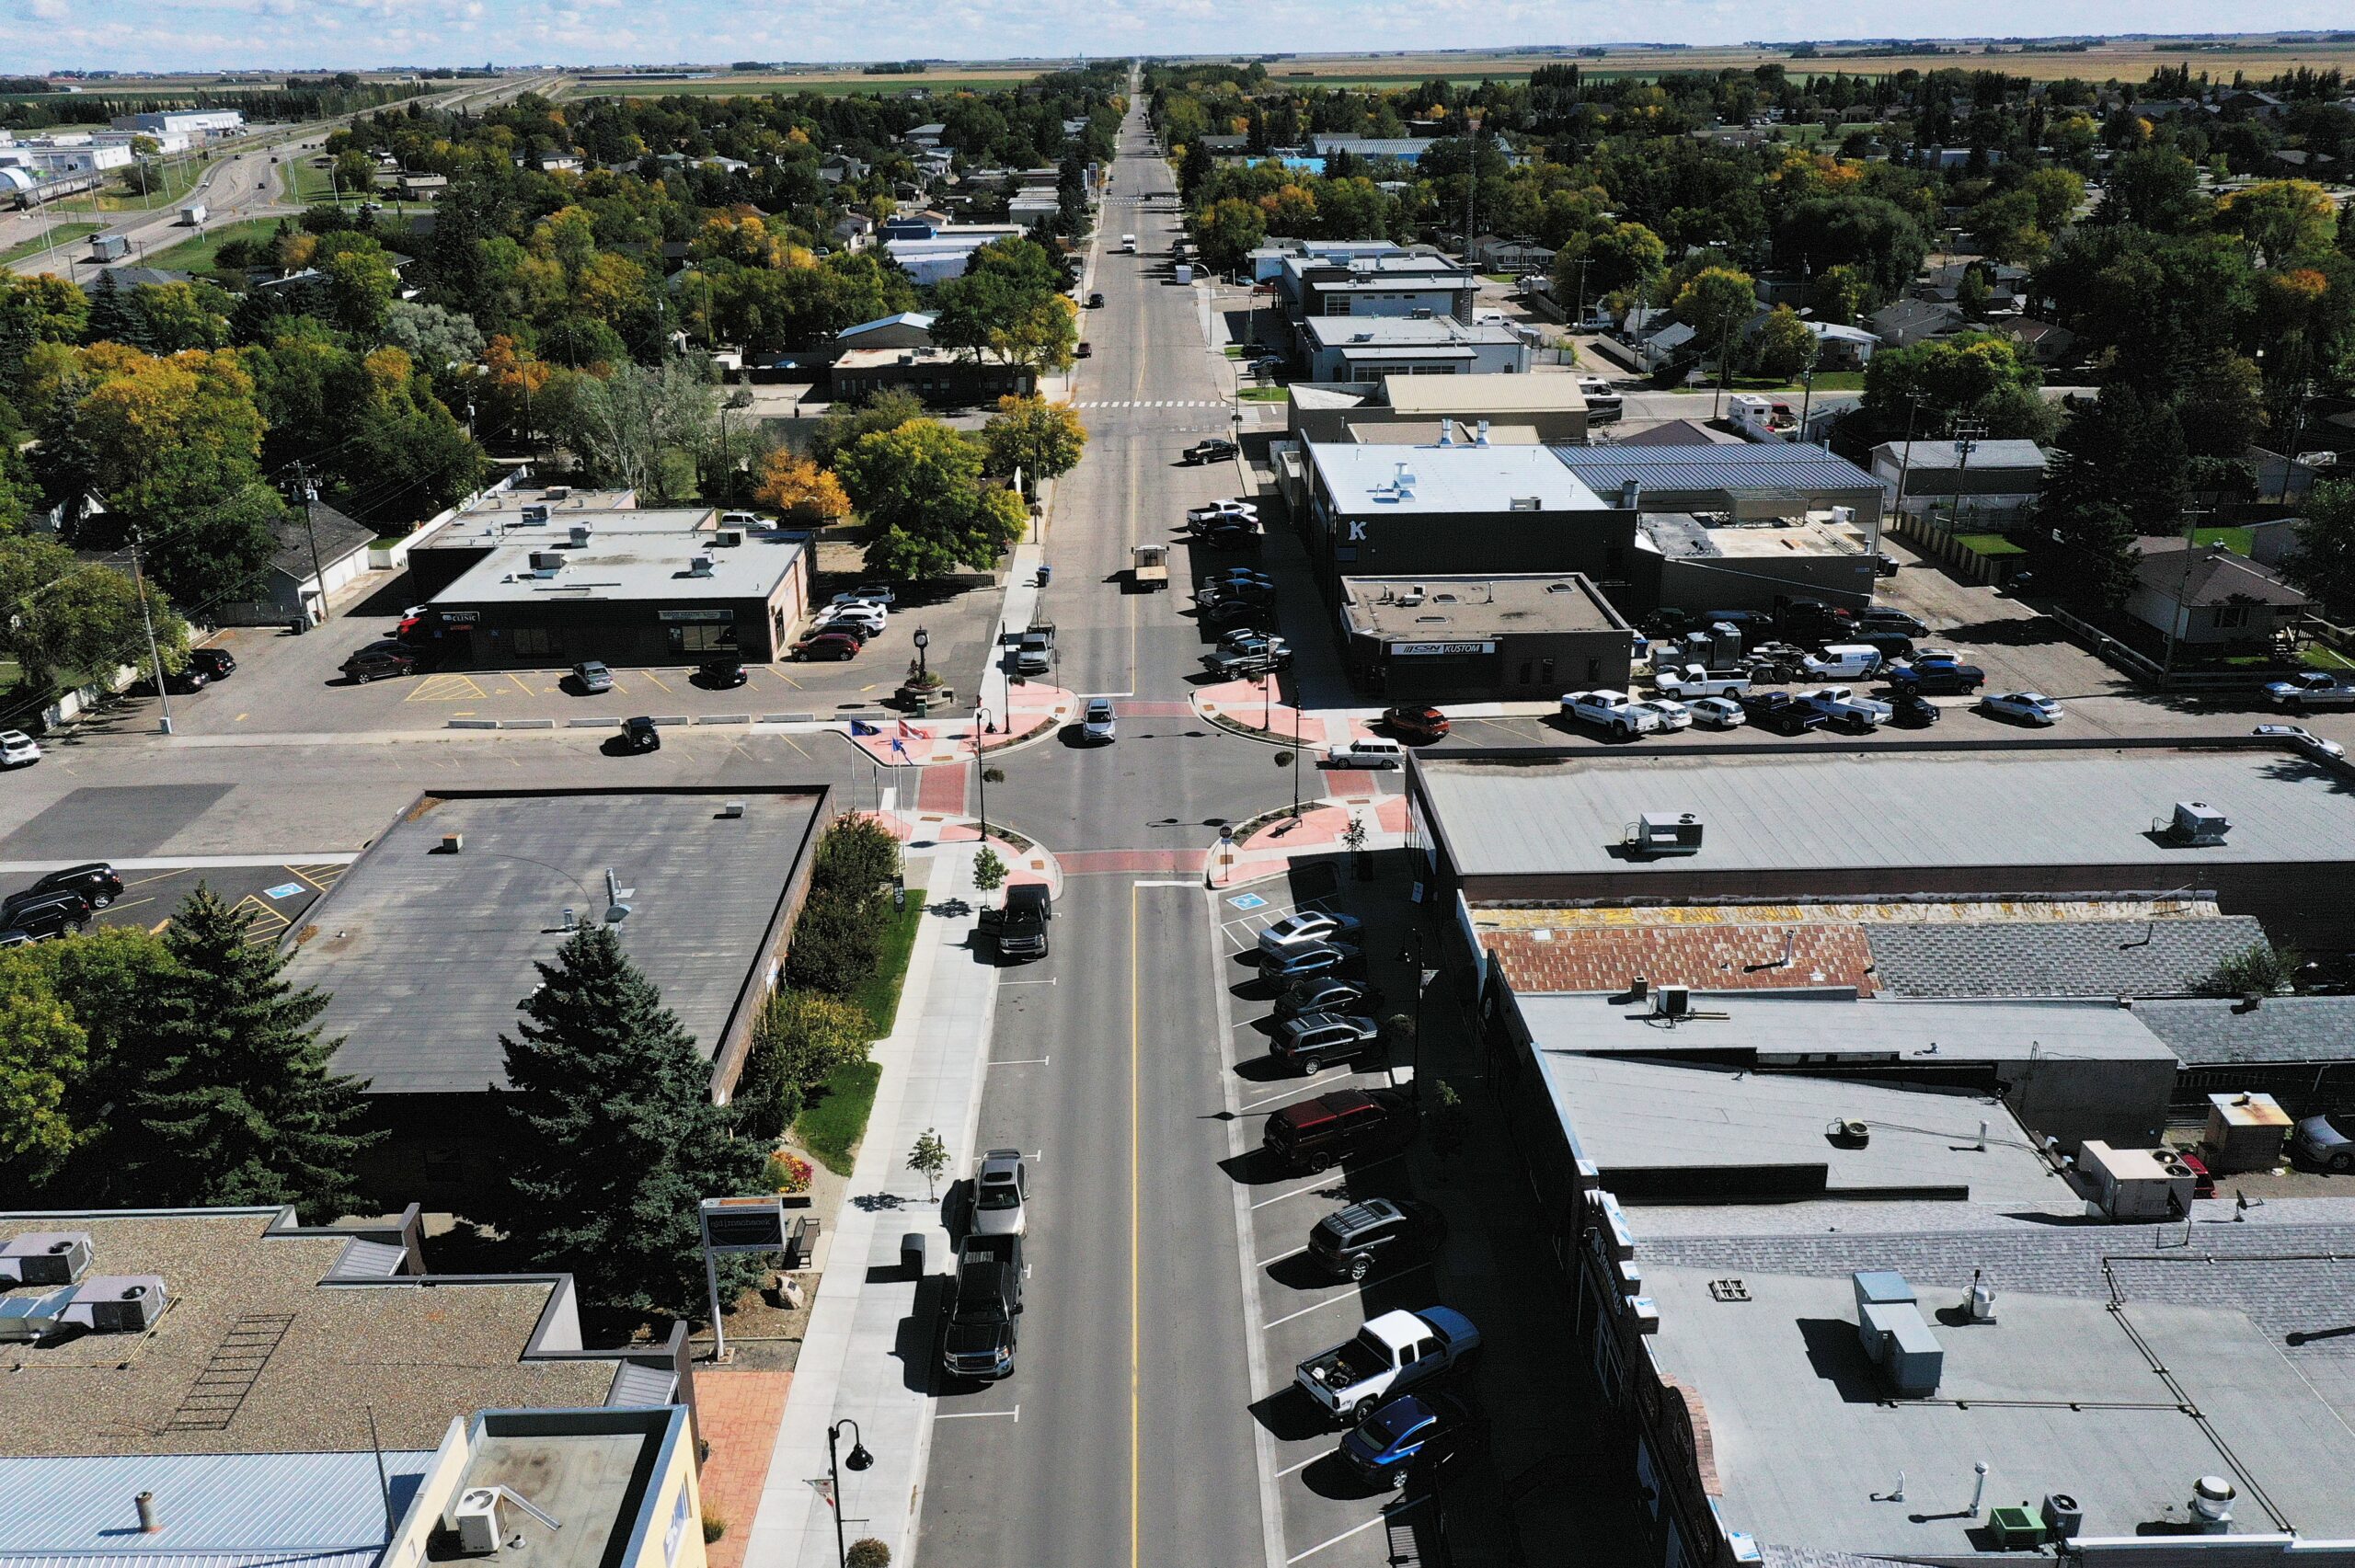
971, 1149, 1029, 1236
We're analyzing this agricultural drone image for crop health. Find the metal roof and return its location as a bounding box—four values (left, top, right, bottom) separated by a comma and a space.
1548, 442, 1882, 496
0, 1450, 432, 1552
1869, 439, 2050, 471
2130, 995, 2355, 1065
1417, 749, 2355, 880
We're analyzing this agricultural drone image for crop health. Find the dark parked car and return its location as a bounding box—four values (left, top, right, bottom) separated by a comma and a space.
0, 889, 92, 942
1262, 1087, 1418, 1173
1087, 291, 1105, 308
812, 617, 877, 645
1075, 340, 1091, 359
1855, 606, 1929, 636
1889, 691, 1942, 727
1383, 705, 1449, 743
620, 715, 661, 753
1200, 598, 1272, 628
696, 658, 748, 688
1271, 1013, 1381, 1074
6, 863, 121, 913
1186, 438, 1239, 464
1260, 941, 1365, 984
1740, 691, 1830, 736
1200, 524, 1258, 551
793, 633, 861, 661
1845, 630, 1917, 662
1885, 659, 1984, 696
1308, 1197, 1446, 1281
1274, 976, 1383, 1023
186, 647, 236, 680
133, 666, 209, 695
339, 644, 419, 683
1338, 1392, 1483, 1490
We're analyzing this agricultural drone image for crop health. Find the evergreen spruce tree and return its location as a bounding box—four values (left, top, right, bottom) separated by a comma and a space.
496, 925, 770, 1322
85, 272, 139, 349
127, 886, 376, 1219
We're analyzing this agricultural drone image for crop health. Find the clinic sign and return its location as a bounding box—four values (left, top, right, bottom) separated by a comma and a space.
1390, 640, 1498, 657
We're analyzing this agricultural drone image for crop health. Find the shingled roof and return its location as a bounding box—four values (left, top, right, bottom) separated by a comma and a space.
1865, 916, 2267, 999
1481, 921, 1877, 995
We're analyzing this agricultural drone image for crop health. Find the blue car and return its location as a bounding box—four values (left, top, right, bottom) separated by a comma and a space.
1337, 1392, 1479, 1490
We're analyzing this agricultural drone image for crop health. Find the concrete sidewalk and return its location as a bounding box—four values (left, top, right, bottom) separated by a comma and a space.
744, 840, 1003, 1568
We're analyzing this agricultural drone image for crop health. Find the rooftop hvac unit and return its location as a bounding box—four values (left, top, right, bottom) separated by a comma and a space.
568, 524, 591, 548
1624, 811, 1705, 859
544, 486, 569, 502
2078, 1141, 2198, 1220
1656, 984, 1691, 1018
2041, 1493, 2084, 1540
1508, 496, 1543, 512
688, 555, 714, 578
0, 1231, 92, 1287
2165, 801, 2230, 845
527, 551, 565, 576
67, 1276, 167, 1333
1831, 505, 1855, 526
1849, 1270, 1943, 1396
715, 530, 744, 547
446, 1483, 562, 1557
520, 504, 550, 525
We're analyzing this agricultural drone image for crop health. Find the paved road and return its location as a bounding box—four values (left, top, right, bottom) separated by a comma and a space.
5, 74, 565, 280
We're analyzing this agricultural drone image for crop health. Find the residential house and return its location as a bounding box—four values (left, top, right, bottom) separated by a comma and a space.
833, 310, 936, 351
1996, 315, 2076, 365
905, 122, 948, 149
1802, 319, 1880, 368
818, 151, 868, 184
832, 212, 876, 251
1630, 318, 1696, 372
2126, 539, 2313, 647
214, 498, 379, 628
1467, 235, 1557, 272
1867, 296, 1960, 348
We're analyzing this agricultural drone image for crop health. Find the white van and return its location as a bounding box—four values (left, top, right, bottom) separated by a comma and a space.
1323, 738, 1406, 770
1121, 234, 1137, 252
1801, 644, 1885, 680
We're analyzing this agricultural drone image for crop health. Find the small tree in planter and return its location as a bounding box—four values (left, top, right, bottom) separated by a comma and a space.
971, 843, 1008, 891
1427, 1079, 1470, 1177
908, 1127, 949, 1199
1341, 812, 1369, 879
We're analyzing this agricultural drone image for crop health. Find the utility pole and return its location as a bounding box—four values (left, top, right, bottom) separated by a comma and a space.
295, 462, 327, 626
2164, 505, 2213, 679
1890, 392, 1926, 529
1712, 307, 1738, 421
1944, 418, 1985, 536
128, 531, 174, 737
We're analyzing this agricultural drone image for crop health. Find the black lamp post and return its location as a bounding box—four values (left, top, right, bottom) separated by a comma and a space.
827, 1419, 873, 1568
913, 625, 930, 682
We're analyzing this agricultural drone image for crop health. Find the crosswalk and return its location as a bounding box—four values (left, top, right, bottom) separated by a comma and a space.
1075, 398, 1225, 408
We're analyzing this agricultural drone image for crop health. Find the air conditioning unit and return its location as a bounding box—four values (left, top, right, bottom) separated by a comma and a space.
68, 1276, 167, 1333
544, 486, 570, 502
528, 551, 565, 575
450, 1488, 504, 1555
2078, 1141, 2198, 1220
688, 555, 715, 578
1657, 984, 1691, 1018
569, 525, 591, 547
715, 530, 744, 548
0, 1231, 92, 1286
1508, 497, 1543, 512
520, 504, 550, 525
2168, 800, 2229, 845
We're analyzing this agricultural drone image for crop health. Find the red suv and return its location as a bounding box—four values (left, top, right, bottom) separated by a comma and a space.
1263, 1088, 1418, 1173
794, 633, 861, 661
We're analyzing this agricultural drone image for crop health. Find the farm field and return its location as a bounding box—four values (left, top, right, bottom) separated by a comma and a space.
569, 69, 1049, 99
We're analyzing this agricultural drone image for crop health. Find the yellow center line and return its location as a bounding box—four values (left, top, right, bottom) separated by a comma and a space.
1129, 879, 1142, 1568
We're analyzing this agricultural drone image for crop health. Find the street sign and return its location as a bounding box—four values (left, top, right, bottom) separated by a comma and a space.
701, 1196, 787, 1253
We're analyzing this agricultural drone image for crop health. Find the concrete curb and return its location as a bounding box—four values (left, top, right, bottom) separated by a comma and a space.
695, 714, 752, 725
497, 717, 555, 730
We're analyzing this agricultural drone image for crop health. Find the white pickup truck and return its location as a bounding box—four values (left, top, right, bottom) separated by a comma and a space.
1652, 664, 1752, 700
1561, 689, 1663, 738
1295, 1307, 1481, 1425
2266, 671, 2355, 712
1799, 686, 1894, 729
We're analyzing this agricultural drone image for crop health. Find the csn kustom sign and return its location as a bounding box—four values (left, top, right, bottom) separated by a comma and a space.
699, 1196, 788, 1357
1389, 641, 1499, 658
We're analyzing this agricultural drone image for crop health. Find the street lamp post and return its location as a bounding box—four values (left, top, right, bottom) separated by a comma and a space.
972, 704, 990, 836
825, 1420, 874, 1568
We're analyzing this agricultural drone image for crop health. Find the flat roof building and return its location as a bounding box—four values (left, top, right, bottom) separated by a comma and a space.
1337, 572, 1635, 702
1634, 512, 1878, 613
281, 788, 825, 1200
424, 513, 810, 668
1286, 373, 1591, 448
830, 345, 1036, 407
1279, 251, 1478, 325
1299, 314, 1530, 381
1549, 442, 1887, 533
1408, 745, 2355, 943
0, 1206, 687, 1459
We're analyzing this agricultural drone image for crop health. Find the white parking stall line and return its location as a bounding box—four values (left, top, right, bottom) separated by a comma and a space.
1256, 1243, 1309, 1268
1240, 1070, 1347, 1113
934, 1404, 1020, 1421
1247, 1156, 1402, 1210
1285, 1514, 1388, 1563
1274, 1450, 1325, 1479
987, 1056, 1051, 1067
1261, 1264, 1434, 1331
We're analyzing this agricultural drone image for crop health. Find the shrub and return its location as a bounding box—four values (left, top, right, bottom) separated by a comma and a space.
813, 816, 902, 901
971, 845, 1007, 891
785, 891, 886, 994
846, 1540, 891, 1568
701, 1512, 727, 1544
739, 989, 875, 1137
767, 1150, 813, 1194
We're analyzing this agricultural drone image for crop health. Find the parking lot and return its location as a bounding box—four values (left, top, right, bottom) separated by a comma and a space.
0, 859, 340, 943
1214, 873, 1603, 1567
153, 571, 1013, 737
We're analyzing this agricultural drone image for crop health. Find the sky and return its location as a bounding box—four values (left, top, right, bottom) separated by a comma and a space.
2, 0, 2346, 74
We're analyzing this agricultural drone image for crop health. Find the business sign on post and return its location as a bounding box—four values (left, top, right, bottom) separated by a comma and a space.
1389, 641, 1498, 658
701, 1196, 787, 1252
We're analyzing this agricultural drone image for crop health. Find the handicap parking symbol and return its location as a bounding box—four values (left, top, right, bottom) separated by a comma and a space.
1226, 893, 1268, 910
263, 883, 305, 899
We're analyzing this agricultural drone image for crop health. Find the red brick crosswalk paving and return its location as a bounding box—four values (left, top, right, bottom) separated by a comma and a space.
691, 1368, 793, 1568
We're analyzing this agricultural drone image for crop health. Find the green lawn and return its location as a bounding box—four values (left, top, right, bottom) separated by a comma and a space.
855, 900, 925, 1038
1238, 385, 1288, 402
143, 216, 282, 274
0, 222, 99, 269
792, 1059, 883, 1176
2192, 525, 2256, 555
2305, 644, 2355, 672
582, 74, 1041, 99
48, 157, 204, 214
1955, 532, 2027, 557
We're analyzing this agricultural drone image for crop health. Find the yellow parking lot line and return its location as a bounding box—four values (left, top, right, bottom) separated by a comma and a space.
639, 670, 675, 693
406, 673, 489, 702
505, 672, 538, 698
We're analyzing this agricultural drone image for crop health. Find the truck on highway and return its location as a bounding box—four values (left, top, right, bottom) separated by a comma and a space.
2266, 670, 2355, 712
1120, 234, 1137, 252
177, 201, 207, 226
1651, 664, 1752, 700
1295, 1307, 1481, 1425
1130, 542, 1169, 591
89, 234, 130, 262
1560, 689, 1665, 738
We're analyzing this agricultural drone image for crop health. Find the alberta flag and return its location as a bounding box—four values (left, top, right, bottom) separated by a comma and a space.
850, 720, 880, 736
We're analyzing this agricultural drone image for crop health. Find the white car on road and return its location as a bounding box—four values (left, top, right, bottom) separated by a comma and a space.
0, 730, 40, 767
1980, 691, 2063, 726
1688, 696, 1747, 729
2253, 724, 2347, 761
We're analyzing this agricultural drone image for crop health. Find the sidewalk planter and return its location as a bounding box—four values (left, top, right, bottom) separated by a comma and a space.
897, 683, 956, 715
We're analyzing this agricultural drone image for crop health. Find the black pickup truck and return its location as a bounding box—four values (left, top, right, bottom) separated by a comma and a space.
941, 1233, 1024, 1380
1740, 691, 1831, 737
980, 884, 1052, 961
